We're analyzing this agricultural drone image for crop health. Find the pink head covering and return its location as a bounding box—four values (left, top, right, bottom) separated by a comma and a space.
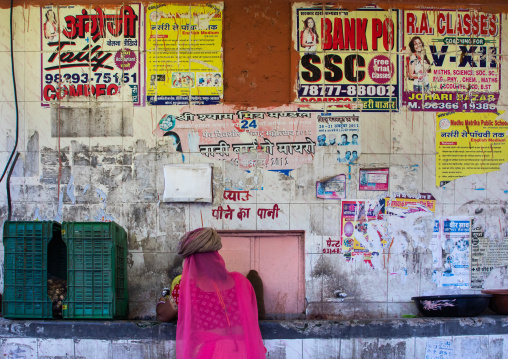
176, 229, 266, 358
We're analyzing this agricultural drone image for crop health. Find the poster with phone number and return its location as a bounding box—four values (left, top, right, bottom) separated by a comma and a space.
145, 3, 223, 105
41, 4, 142, 105
293, 5, 399, 112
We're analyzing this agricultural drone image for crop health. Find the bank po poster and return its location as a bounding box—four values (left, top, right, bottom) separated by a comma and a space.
146, 3, 223, 105
41, 4, 142, 105
293, 4, 399, 112
402, 10, 501, 112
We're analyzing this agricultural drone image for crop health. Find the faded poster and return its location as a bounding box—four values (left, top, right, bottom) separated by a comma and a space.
316, 174, 346, 199
316, 114, 360, 164
385, 193, 436, 213
470, 225, 508, 289
359, 168, 389, 191
340, 200, 386, 266
154, 105, 316, 171
434, 217, 471, 288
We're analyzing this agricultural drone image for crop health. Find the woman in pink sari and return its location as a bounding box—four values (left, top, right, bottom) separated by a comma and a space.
176, 228, 266, 358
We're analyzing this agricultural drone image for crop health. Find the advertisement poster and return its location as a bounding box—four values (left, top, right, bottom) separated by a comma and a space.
436, 111, 508, 186
41, 4, 142, 105
317, 114, 360, 164
402, 10, 501, 112
340, 200, 385, 265
385, 193, 436, 214
316, 174, 346, 199
431, 220, 442, 268
436, 217, 471, 288
293, 5, 399, 112
470, 224, 508, 289
146, 3, 223, 105
359, 168, 389, 191
425, 339, 453, 359
155, 105, 315, 171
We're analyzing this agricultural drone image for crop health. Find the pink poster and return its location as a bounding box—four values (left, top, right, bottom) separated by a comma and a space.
359, 168, 389, 191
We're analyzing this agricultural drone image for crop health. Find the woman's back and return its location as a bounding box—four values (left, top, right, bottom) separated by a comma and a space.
175, 230, 266, 359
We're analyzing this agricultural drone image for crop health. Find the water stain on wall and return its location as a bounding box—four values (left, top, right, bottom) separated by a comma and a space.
25, 131, 39, 177
50, 104, 133, 137
360, 341, 406, 359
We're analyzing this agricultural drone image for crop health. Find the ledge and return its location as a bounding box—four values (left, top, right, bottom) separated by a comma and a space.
1, 316, 508, 340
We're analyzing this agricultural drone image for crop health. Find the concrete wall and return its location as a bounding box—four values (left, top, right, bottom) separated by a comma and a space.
2, 317, 508, 358
1, 0, 508, 324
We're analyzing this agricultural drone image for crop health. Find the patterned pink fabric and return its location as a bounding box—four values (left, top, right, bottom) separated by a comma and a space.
172, 284, 180, 306
190, 285, 242, 330
176, 251, 266, 358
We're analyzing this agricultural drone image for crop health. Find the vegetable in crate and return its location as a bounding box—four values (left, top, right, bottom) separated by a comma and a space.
47, 274, 67, 318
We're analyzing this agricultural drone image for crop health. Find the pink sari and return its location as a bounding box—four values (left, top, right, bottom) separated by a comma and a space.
176, 251, 266, 358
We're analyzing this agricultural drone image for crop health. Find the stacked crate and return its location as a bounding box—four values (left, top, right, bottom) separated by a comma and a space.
2, 221, 64, 318
62, 222, 128, 319
2, 221, 128, 319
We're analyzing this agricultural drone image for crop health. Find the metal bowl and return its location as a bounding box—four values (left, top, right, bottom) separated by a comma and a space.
411, 294, 492, 317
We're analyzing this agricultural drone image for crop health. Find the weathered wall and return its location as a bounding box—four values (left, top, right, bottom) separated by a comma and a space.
1, 0, 508, 324
2, 317, 508, 358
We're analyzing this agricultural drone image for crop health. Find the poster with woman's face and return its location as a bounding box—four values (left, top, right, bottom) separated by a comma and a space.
292, 5, 400, 112
402, 10, 501, 112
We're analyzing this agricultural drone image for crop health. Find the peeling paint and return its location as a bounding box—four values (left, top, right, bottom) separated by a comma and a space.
66, 175, 76, 204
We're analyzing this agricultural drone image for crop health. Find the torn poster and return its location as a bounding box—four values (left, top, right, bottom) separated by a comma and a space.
316, 175, 346, 199
470, 222, 508, 289
154, 104, 316, 171
430, 220, 442, 269
340, 200, 386, 267
425, 338, 453, 359
433, 217, 471, 288
385, 193, 436, 215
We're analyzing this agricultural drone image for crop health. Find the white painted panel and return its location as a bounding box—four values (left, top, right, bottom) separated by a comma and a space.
163, 164, 212, 202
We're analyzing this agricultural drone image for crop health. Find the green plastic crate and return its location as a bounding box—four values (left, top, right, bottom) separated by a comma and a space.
61, 222, 128, 319
2, 221, 65, 319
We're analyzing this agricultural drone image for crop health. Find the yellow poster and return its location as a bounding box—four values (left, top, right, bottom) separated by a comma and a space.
146, 3, 223, 105
436, 112, 508, 186
293, 5, 399, 112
